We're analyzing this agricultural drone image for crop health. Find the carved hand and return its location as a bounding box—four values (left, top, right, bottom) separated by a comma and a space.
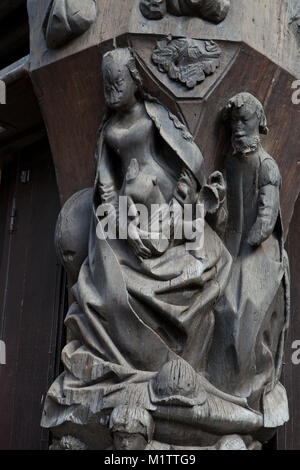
127, 224, 153, 260
247, 218, 275, 247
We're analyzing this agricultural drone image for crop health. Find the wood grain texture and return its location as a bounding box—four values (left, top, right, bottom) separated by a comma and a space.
27, 0, 300, 78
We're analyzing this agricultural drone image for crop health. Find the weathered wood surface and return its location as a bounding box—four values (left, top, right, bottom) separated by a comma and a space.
26, 1, 300, 228
40, 46, 290, 450
29, 39, 300, 238
43, 0, 97, 50
30, 47, 103, 204
27, 0, 300, 78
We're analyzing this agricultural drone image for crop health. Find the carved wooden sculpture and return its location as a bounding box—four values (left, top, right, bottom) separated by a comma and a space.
208, 93, 290, 428
152, 37, 221, 89
43, 0, 97, 49
24, 0, 299, 451
40, 47, 290, 450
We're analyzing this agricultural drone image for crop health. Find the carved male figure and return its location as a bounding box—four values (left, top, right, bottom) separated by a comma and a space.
140, 0, 230, 23
208, 93, 290, 427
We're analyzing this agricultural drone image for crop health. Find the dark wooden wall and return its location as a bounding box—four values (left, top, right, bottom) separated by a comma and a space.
0, 2, 66, 449
278, 195, 300, 450
0, 141, 64, 450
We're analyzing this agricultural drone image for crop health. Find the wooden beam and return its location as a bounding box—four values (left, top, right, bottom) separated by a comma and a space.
0, 56, 29, 85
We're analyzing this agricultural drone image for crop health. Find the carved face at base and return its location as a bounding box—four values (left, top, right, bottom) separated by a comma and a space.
230, 106, 260, 155
102, 51, 137, 111
113, 431, 148, 450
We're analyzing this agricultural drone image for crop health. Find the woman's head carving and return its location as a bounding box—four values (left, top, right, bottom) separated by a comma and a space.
102, 48, 143, 111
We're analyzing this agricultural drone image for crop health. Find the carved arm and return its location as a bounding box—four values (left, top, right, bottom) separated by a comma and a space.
247, 159, 281, 247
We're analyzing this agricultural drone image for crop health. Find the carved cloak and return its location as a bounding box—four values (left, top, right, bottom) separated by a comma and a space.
41, 102, 243, 435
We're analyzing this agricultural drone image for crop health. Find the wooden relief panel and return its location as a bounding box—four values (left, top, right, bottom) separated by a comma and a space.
23, 0, 300, 451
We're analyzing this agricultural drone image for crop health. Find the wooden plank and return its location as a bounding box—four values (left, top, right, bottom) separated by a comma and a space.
0, 143, 63, 450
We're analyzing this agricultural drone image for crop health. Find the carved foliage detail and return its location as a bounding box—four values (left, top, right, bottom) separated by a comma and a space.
152, 37, 221, 89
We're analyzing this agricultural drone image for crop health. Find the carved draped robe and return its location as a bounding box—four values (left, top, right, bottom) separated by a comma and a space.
41, 102, 234, 431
